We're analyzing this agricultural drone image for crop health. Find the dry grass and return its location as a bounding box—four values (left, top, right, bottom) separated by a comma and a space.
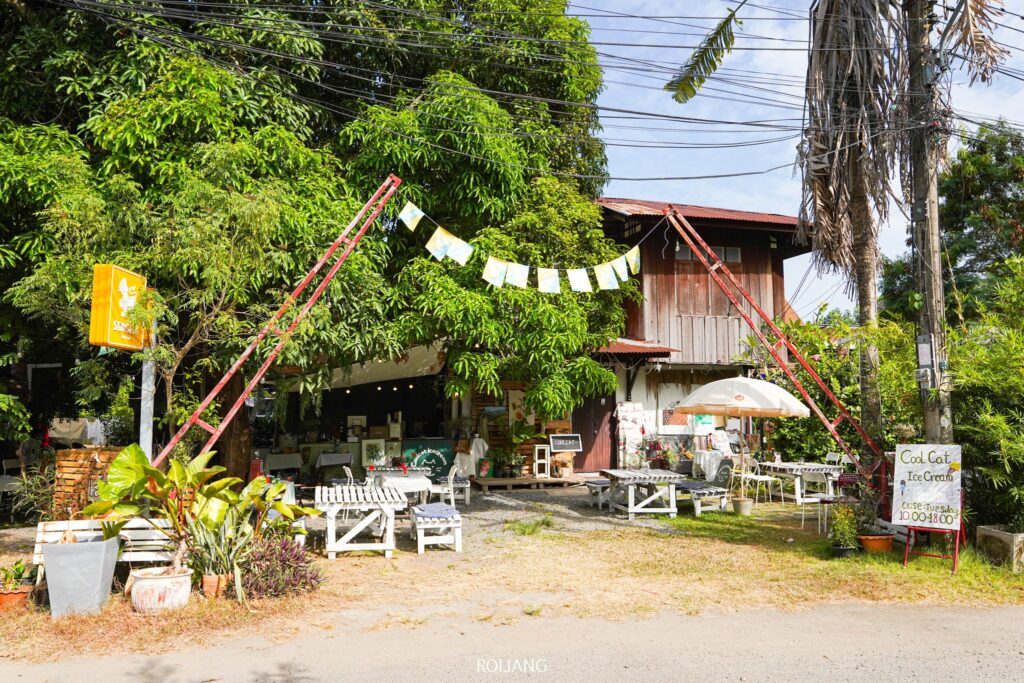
2, 503, 1023, 662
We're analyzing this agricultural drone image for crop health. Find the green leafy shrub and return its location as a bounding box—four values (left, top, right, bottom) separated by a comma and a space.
830, 504, 858, 549
240, 536, 321, 599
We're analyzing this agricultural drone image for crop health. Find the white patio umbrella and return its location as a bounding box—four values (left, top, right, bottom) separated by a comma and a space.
676, 376, 809, 418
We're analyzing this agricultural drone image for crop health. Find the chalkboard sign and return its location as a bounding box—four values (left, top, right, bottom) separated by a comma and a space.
549, 434, 583, 452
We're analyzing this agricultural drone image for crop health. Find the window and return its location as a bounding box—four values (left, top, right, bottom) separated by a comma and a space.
675, 243, 741, 263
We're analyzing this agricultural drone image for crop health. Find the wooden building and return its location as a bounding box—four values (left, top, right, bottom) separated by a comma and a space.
570, 198, 811, 472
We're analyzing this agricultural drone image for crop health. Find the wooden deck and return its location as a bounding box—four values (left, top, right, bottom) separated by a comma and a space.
472, 475, 584, 493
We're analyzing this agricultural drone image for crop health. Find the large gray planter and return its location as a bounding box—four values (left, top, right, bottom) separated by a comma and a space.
43, 537, 119, 618
977, 525, 1024, 572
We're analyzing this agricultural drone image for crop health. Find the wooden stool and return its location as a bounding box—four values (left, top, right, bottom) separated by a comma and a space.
410, 505, 463, 554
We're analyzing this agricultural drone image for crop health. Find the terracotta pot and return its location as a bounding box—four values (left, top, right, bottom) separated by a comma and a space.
201, 573, 234, 599
859, 534, 894, 554
0, 585, 33, 610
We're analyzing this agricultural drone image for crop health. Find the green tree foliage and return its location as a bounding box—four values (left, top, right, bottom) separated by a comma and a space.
881, 123, 1024, 323
744, 315, 921, 462
0, 2, 619, 463
949, 257, 1024, 527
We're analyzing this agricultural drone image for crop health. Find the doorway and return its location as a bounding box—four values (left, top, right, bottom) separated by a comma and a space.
571, 394, 615, 472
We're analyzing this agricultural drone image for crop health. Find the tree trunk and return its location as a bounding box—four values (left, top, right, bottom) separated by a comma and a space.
215, 372, 253, 482
850, 157, 883, 461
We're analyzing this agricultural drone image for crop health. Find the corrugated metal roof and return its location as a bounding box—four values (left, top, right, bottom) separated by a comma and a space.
598, 197, 799, 227
596, 338, 677, 356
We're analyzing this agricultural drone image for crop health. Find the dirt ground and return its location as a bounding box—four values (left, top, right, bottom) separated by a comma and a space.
2, 485, 1023, 673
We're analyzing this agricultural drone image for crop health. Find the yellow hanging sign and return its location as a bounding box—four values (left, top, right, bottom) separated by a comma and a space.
89, 264, 147, 351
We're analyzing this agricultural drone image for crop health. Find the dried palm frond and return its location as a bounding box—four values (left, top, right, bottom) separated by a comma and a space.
664, 0, 747, 104
941, 0, 1009, 83
799, 0, 905, 282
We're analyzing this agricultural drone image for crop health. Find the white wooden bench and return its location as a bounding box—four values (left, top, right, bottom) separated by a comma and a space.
585, 479, 611, 510
409, 505, 462, 554
33, 518, 174, 581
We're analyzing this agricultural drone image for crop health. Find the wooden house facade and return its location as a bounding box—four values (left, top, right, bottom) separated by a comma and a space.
569, 198, 810, 472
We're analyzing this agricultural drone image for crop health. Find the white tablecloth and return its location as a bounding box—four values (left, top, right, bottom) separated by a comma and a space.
377, 473, 431, 495
315, 452, 353, 469
693, 450, 729, 481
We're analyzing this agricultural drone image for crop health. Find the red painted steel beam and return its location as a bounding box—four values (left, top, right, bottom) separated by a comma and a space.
667, 211, 881, 473
153, 175, 402, 467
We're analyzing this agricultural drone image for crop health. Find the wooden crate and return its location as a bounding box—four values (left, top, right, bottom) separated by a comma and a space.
52, 448, 121, 519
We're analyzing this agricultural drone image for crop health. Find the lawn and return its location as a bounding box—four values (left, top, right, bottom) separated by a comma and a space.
2, 498, 1022, 662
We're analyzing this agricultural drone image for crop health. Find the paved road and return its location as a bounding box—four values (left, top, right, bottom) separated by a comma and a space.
3, 604, 1023, 682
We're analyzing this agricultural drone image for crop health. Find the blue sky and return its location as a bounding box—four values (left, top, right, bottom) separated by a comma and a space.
570, 0, 1024, 317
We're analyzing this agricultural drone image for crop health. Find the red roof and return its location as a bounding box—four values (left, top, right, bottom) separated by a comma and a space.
597, 338, 677, 356
598, 197, 799, 228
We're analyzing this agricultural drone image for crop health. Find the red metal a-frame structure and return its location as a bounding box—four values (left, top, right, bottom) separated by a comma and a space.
153, 175, 402, 467
666, 210, 883, 474
152, 181, 882, 480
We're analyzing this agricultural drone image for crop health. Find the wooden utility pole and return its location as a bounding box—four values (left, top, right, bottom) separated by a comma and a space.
907, 0, 953, 442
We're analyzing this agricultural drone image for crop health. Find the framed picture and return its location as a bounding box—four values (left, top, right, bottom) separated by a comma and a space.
361, 438, 387, 467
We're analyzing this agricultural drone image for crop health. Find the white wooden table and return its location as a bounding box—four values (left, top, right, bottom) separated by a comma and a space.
759, 462, 843, 504
315, 485, 408, 559
599, 468, 687, 520
374, 472, 432, 504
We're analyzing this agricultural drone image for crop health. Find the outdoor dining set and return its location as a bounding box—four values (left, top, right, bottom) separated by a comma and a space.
310, 466, 468, 559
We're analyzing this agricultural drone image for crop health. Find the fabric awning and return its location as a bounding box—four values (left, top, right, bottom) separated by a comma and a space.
328, 344, 446, 389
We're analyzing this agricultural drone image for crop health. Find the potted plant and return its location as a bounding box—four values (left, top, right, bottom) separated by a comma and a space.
42, 519, 123, 618
0, 559, 34, 610
488, 449, 512, 478
731, 459, 753, 516
187, 508, 253, 599
508, 452, 526, 478
830, 504, 860, 558
977, 510, 1024, 572
855, 484, 895, 553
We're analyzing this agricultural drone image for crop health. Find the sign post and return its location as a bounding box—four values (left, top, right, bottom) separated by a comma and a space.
891, 443, 963, 573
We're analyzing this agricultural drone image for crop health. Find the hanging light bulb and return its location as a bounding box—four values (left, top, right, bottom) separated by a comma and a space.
377, 386, 382, 391
345, 388, 351, 394
392, 386, 398, 392
408, 383, 414, 389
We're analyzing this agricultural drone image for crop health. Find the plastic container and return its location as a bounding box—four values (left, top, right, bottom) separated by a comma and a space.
43, 536, 118, 618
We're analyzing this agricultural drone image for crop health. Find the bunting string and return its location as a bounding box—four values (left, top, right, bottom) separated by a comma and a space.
398, 200, 661, 294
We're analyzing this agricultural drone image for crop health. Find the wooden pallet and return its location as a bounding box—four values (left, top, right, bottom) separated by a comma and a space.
473, 476, 583, 493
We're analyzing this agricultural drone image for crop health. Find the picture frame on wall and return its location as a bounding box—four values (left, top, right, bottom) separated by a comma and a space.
361, 438, 387, 467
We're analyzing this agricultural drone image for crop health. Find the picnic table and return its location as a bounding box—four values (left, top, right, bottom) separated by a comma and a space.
315, 485, 408, 559
599, 468, 687, 520
373, 471, 433, 504
759, 461, 843, 504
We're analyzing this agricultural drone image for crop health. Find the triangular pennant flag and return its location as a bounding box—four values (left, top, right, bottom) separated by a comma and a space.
537, 268, 561, 294
398, 202, 424, 231
625, 245, 641, 274
593, 262, 619, 290
482, 256, 508, 287
611, 255, 629, 281
505, 262, 530, 288
567, 268, 593, 293
446, 237, 474, 266
425, 226, 455, 260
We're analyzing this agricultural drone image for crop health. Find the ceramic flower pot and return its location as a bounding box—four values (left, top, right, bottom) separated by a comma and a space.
858, 534, 895, 554
129, 567, 192, 612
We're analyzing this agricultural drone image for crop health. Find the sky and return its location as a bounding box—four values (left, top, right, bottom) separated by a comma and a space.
569, 0, 1024, 318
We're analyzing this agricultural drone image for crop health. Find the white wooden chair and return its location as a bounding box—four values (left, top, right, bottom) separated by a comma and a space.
409, 503, 462, 554
429, 466, 458, 506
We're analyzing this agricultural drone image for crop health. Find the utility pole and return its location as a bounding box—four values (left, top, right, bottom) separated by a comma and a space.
907, 0, 953, 443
